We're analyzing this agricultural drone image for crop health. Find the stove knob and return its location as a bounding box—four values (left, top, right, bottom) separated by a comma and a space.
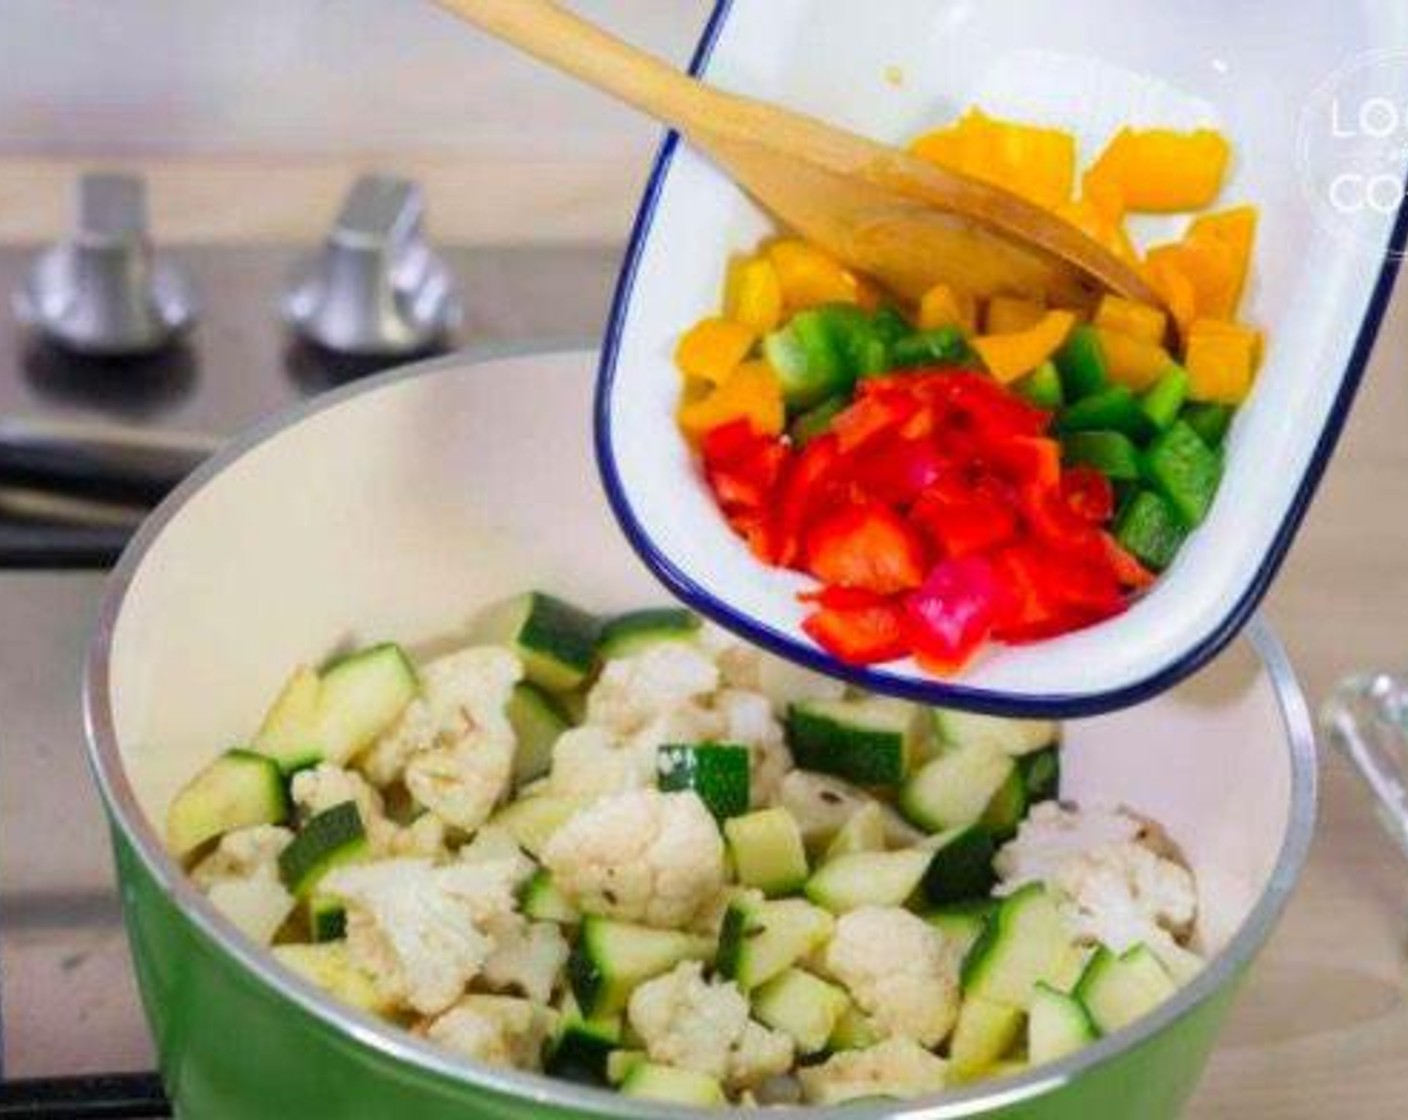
15, 173, 197, 356
282, 175, 461, 356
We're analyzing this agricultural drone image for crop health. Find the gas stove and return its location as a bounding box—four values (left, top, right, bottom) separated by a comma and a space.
0, 217, 622, 1115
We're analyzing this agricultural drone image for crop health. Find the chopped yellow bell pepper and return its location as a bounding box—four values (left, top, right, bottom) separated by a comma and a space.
1054, 197, 1140, 266
1146, 236, 1240, 326
1187, 205, 1258, 318
766, 240, 859, 311
973, 310, 1077, 384
912, 108, 1077, 210
1184, 319, 1261, 404
1144, 255, 1200, 335
675, 318, 758, 386
724, 256, 784, 333
1094, 295, 1168, 344
1084, 127, 1230, 213
1095, 328, 1177, 392
677, 359, 784, 441
985, 296, 1047, 334
918, 282, 976, 332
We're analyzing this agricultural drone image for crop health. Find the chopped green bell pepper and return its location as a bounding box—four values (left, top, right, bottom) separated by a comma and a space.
1061, 430, 1141, 482
789, 395, 848, 447
891, 326, 973, 369
1115, 489, 1187, 571
764, 310, 852, 410
1056, 386, 1152, 442
1054, 325, 1108, 400
1139, 365, 1189, 431
1014, 360, 1064, 410
1181, 402, 1235, 448
1143, 421, 1222, 527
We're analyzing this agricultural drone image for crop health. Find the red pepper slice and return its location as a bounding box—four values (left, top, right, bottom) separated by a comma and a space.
911, 485, 1019, 559
805, 502, 929, 595
902, 555, 1002, 674
831, 390, 920, 454
1061, 467, 1115, 524
802, 592, 907, 664
848, 436, 947, 508
773, 433, 844, 568
982, 436, 1062, 490
1102, 533, 1157, 590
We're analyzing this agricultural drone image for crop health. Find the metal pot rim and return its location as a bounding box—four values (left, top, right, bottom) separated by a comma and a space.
81, 344, 1319, 1118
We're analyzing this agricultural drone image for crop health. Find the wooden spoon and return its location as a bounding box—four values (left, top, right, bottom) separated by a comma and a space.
435, 0, 1162, 309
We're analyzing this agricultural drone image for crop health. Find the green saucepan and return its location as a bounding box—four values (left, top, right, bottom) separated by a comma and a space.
83, 348, 1315, 1118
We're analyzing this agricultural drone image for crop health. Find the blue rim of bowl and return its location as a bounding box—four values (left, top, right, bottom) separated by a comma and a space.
593, 0, 1408, 718
83, 344, 1318, 1119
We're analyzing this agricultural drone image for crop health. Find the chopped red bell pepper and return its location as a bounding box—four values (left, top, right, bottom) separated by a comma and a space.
1061, 466, 1116, 524
903, 555, 1003, 674
911, 484, 1019, 559
831, 390, 920, 454
805, 502, 929, 594
773, 432, 844, 567
802, 590, 908, 664
848, 436, 947, 507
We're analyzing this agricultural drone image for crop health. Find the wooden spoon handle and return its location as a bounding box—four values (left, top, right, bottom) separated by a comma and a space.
434, 0, 715, 129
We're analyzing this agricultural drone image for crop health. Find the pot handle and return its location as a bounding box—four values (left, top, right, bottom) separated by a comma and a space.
1321, 672, 1408, 860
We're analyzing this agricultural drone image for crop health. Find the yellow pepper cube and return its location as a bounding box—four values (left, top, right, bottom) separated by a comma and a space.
1184, 320, 1260, 404
675, 317, 757, 386
1084, 127, 1230, 213
1188, 206, 1258, 319
973, 310, 1077, 384
677, 359, 785, 441
985, 296, 1047, 334
918, 282, 976, 332
724, 256, 784, 334
1144, 256, 1200, 335
1095, 328, 1177, 392
766, 240, 859, 312
1094, 296, 1168, 345
912, 109, 1076, 210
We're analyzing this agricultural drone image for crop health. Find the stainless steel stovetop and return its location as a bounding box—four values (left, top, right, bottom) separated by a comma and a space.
0, 241, 622, 1116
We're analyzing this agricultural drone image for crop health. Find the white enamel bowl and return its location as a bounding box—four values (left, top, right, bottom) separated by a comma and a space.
596, 0, 1408, 716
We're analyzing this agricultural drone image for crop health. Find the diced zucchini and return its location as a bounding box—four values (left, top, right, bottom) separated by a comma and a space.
900, 743, 1015, 833
478, 592, 600, 692
490, 795, 584, 857
920, 824, 996, 906
949, 996, 1024, 1082
962, 884, 1073, 1009
923, 899, 995, 959
252, 666, 325, 773
278, 801, 368, 898
567, 917, 712, 1018
606, 1049, 646, 1086
979, 769, 1028, 843
1018, 747, 1060, 805
804, 848, 930, 914
657, 742, 751, 821
717, 896, 834, 991
1045, 942, 1094, 994
786, 697, 928, 787
204, 873, 296, 944
165, 749, 289, 858
521, 868, 580, 924
752, 967, 851, 1054
827, 1004, 882, 1051
1029, 981, 1099, 1063
1075, 944, 1177, 1034
596, 607, 701, 660
506, 682, 571, 785
933, 710, 1058, 757
315, 643, 420, 764
724, 807, 809, 896
620, 1063, 725, 1106
823, 801, 888, 860
273, 942, 391, 1014
307, 892, 347, 942
545, 1014, 622, 1085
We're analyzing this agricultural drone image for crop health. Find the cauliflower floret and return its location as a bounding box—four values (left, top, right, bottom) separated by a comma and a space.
824, 907, 962, 1047
797, 1039, 947, 1105
358, 646, 520, 802
548, 726, 642, 799
586, 643, 720, 734
624, 703, 726, 764
995, 802, 1201, 975
323, 855, 527, 1016
714, 689, 793, 806
424, 995, 557, 1071
628, 961, 794, 1091
481, 918, 569, 1004
190, 825, 296, 944
541, 789, 725, 928
292, 763, 452, 859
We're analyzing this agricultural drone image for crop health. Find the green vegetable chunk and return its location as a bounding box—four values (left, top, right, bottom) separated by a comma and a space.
278, 801, 368, 898
1054, 325, 1109, 399
785, 697, 926, 787
920, 824, 997, 906
596, 607, 700, 660
1056, 385, 1152, 441
1115, 489, 1187, 571
1181, 402, 1235, 448
1061, 430, 1142, 482
1139, 364, 1190, 431
891, 325, 973, 369
1014, 360, 1065, 410
764, 307, 854, 409
1143, 420, 1223, 526
789, 395, 849, 447
656, 742, 751, 820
